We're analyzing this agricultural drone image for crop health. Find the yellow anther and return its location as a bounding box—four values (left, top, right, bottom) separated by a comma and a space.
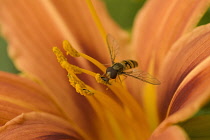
67, 73, 94, 96
75, 84, 85, 95
67, 74, 77, 88
61, 61, 82, 74
63, 40, 80, 57
52, 47, 67, 63
56, 40, 106, 72
82, 88, 94, 95
95, 73, 107, 85
76, 84, 94, 96
52, 47, 84, 74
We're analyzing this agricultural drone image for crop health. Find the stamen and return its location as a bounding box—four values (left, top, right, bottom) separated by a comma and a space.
61, 61, 82, 74
95, 73, 107, 85
76, 84, 93, 95
68, 73, 94, 96
79, 53, 106, 72
53, 46, 95, 95
52, 47, 67, 63
63, 40, 80, 57
63, 40, 106, 71
52, 47, 82, 74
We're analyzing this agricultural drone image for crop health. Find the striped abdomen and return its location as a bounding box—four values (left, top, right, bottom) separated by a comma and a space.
120, 60, 138, 71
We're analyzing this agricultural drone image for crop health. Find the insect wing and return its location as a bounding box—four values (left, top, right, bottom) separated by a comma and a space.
106, 34, 119, 64
122, 70, 161, 85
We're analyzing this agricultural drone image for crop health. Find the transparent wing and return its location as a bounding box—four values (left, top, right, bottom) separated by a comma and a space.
106, 34, 119, 64
122, 70, 161, 85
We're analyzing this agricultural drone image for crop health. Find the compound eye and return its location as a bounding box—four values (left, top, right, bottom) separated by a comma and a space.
106, 67, 117, 79
106, 67, 112, 73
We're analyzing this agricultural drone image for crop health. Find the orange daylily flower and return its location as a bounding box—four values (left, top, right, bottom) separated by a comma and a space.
0, 0, 210, 139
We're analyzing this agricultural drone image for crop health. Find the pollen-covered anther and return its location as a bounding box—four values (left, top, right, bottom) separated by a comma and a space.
67, 73, 94, 95
61, 61, 82, 74
76, 84, 94, 95
95, 73, 107, 85
52, 47, 67, 63
67, 74, 77, 87
63, 40, 80, 57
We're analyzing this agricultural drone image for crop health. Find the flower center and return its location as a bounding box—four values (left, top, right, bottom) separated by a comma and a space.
52, 41, 152, 139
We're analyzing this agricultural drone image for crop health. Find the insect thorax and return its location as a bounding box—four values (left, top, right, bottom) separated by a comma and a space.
112, 63, 124, 72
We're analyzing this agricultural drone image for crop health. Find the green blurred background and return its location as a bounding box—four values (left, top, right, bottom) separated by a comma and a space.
0, 0, 209, 74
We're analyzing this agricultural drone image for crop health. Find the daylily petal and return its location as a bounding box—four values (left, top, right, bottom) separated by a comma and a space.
132, 0, 210, 72
0, 0, 132, 138
167, 56, 210, 116
149, 125, 189, 140
0, 71, 62, 125
0, 0, 110, 131
0, 112, 83, 140
0, 0, 89, 120
48, 0, 126, 62
158, 24, 210, 120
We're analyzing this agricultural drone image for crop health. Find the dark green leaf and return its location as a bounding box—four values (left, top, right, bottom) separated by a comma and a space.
197, 7, 210, 26
179, 102, 210, 140
102, 0, 145, 30
0, 36, 19, 73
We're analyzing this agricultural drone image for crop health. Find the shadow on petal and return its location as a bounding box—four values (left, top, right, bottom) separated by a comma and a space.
35, 132, 79, 140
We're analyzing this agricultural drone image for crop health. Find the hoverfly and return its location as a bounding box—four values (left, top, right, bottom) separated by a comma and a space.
101, 34, 161, 85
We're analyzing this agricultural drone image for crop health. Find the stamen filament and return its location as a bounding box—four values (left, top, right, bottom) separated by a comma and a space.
79, 67, 97, 77
79, 53, 106, 71
62, 40, 106, 71
85, 0, 107, 42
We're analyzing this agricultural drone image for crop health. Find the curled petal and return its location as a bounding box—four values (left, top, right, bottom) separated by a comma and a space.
168, 56, 210, 116
158, 24, 210, 120
0, 71, 62, 125
0, 112, 84, 140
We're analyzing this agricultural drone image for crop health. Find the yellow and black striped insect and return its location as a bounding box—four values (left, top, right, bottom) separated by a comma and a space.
101, 34, 161, 85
